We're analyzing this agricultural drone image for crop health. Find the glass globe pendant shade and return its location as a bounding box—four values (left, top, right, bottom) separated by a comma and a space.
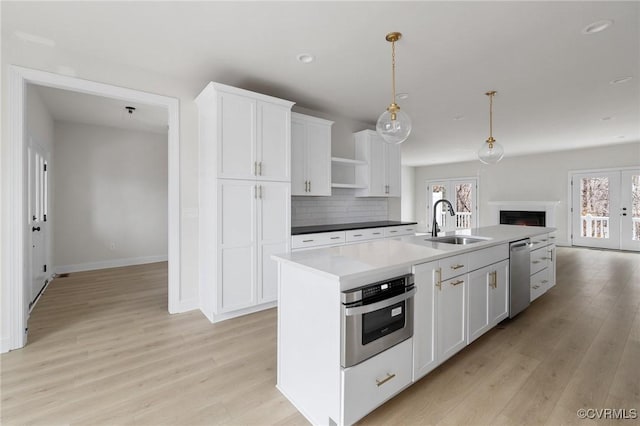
478, 139, 504, 164
376, 107, 412, 145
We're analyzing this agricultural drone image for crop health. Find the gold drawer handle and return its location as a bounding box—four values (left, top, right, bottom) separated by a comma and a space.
450, 264, 465, 270
541, 280, 548, 284
330, 236, 341, 240
451, 279, 464, 286
532, 260, 540, 264
353, 234, 363, 237
302, 239, 314, 243
389, 230, 398, 233
376, 373, 396, 387
373, 232, 381, 235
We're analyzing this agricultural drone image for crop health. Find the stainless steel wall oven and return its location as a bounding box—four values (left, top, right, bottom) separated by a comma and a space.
341, 273, 416, 367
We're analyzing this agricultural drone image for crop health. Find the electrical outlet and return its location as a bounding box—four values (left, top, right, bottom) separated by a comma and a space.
109, 242, 116, 250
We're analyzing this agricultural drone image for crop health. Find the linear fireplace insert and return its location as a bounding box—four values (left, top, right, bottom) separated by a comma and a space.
500, 210, 546, 227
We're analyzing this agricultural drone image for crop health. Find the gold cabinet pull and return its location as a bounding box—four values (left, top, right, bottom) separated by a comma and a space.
258, 161, 263, 176
330, 236, 341, 240
376, 373, 396, 387
532, 260, 540, 264
435, 268, 442, 291
302, 239, 314, 243
259, 185, 263, 199
541, 280, 548, 284
254, 161, 258, 176
451, 264, 465, 270
451, 279, 464, 286
308, 180, 311, 192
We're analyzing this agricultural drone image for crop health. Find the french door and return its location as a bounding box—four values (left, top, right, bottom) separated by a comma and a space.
427, 178, 478, 234
571, 169, 639, 251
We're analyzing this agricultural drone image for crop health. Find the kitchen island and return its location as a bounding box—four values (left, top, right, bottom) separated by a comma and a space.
272, 225, 556, 426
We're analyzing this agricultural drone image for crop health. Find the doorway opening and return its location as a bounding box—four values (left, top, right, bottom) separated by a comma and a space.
4, 66, 181, 352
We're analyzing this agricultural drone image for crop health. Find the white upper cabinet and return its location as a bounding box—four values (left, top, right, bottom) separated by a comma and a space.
196, 82, 295, 182
291, 112, 333, 196
354, 130, 401, 197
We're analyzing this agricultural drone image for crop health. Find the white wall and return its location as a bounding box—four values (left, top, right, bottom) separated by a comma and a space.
26, 85, 55, 153
52, 121, 168, 272
400, 166, 415, 222
414, 142, 640, 245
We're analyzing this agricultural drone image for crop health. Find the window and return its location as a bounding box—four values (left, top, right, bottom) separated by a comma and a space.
426, 178, 478, 233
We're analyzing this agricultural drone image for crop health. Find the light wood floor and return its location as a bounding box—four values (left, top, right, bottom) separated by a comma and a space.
1, 247, 638, 425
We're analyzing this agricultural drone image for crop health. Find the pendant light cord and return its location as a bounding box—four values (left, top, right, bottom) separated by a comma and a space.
489, 93, 493, 138
391, 40, 396, 104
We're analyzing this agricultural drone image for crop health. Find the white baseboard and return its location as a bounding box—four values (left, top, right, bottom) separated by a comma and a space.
174, 298, 199, 314
54, 255, 169, 274
1, 336, 12, 354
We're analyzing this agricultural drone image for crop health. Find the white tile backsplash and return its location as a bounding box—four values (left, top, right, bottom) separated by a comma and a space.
292, 188, 389, 226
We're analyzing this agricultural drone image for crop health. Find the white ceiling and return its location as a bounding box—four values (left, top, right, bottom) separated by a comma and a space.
34, 85, 169, 134
4, 1, 639, 166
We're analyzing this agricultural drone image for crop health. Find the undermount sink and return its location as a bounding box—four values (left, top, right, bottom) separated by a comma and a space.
424, 236, 489, 245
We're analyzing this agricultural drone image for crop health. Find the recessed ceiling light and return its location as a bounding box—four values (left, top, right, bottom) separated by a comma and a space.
601, 116, 613, 121
396, 93, 409, 100
296, 53, 315, 64
453, 115, 465, 121
581, 19, 613, 35
610, 76, 633, 85
13, 30, 55, 47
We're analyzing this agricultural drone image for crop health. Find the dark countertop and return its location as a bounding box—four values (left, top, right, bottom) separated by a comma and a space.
291, 221, 418, 236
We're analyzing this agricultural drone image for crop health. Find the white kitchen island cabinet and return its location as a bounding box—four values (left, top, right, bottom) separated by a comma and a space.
273, 225, 556, 425
291, 112, 333, 196
196, 82, 294, 323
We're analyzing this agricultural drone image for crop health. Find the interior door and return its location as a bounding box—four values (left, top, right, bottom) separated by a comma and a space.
571, 171, 621, 249
620, 169, 640, 251
28, 142, 49, 305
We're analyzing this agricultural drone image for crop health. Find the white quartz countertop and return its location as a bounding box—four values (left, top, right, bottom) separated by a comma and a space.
272, 225, 555, 284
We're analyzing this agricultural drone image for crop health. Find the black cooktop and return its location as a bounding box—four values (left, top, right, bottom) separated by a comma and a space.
291, 221, 418, 236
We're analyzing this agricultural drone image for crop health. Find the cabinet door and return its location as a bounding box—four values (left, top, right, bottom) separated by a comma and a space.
368, 134, 387, 196
218, 180, 257, 312
490, 260, 509, 326
412, 262, 439, 380
257, 102, 290, 182
305, 122, 331, 196
290, 118, 307, 195
218, 92, 256, 180
257, 182, 290, 303
437, 274, 467, 362
546, 245, 556, 289
467, 267, 490, 344
385, 143, 401, 197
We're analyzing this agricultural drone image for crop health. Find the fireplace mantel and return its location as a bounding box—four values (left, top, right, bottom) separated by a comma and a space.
488, 201, 560, 227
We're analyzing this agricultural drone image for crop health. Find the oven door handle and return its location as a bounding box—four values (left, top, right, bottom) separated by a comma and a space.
344, 288, 417, 316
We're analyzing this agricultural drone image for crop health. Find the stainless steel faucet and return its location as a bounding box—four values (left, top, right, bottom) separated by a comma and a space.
432, 199, 456, 237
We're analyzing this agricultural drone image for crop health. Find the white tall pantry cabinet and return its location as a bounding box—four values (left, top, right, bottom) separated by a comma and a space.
196, 82, 294, 323
354, 130, 401, 197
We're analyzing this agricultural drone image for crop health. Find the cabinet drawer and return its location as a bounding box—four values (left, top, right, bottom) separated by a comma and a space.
291, 231, 345, 249
530, 233, 550, 248
467, 243, 509, 272
384, 226, 417, 237
530, 268, 549, 301
346, 228, 385, 243
440, 253, 469, 281
341, 338, 412, 425
530, 247, 549, 275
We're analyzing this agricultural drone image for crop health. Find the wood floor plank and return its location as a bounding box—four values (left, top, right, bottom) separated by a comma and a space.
2, 249, 639, 426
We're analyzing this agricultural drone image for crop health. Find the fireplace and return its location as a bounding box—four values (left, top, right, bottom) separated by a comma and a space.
500, 210, 546, 227
488, 201, 560, 227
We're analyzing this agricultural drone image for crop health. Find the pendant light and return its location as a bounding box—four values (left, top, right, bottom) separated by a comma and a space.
376, 32, 412, 145
478, 91, 504, 164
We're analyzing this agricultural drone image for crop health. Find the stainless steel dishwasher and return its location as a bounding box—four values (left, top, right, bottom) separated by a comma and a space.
509, 239, 531, 318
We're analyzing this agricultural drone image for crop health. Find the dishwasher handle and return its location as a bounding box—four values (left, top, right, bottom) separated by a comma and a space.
510, 239, 531, 252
